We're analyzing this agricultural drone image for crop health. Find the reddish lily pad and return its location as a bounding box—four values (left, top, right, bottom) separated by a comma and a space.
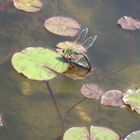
101, 90, 124, 106
44, 16, 81, 37
13, 0, 43, 12
81, 83, 104, 99
63, 125, 120, 140
124, 130, 140, 140
117, 16, 140, 30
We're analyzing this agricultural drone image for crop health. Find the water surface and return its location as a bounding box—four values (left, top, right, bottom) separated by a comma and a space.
0, 0, 140, 139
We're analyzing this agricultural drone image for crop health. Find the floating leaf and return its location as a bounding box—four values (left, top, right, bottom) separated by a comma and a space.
64, 126, 120, 140
117, 16, 140, 30
63, 127, 89, 140
124, 130, 140, 140
123, 89, 140, 114
81, 83, 104, 99
13, 0, 43, 12
101, 90, 124, 106
44, 16, 81, 37
11, 47, 68, 81
90, 126, 120, 140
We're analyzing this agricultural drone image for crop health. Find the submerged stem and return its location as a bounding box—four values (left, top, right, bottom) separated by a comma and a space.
64, 97, 87, 121
45, 80, 64, 139
115, 31, 136, 72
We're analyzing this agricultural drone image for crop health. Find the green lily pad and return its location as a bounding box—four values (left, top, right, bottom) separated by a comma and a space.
90, 126, 120, 140
124, 130, 140, 140
123, 89, 140, 114
13, 0, 43, 12
64, 126, 120, 140
44, 16, 81, 37
63, 127, 89, 140
11, 47, 68, 81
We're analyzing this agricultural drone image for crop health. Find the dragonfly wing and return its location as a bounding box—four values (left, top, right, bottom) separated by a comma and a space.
75, 27, 88, 43
82, 35, 97, 50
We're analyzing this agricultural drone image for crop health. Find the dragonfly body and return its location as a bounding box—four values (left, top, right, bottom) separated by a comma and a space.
62, 48, 81, 59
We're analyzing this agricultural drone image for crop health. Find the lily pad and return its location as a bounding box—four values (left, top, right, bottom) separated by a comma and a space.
90, 126, 120, 140
63, 126, 120, 140
63, 127, 89, 140
44, 16, 81, 37
117, 16, 140, 30
124, 130, 140, 140
123, 89, 140, 114
81, 83, 104, 99
101, 90, 124, 106
11, 47, 68, 81
13, 0, 43, 12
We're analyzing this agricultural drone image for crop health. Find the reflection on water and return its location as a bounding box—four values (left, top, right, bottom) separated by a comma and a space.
0, 0, 140, 139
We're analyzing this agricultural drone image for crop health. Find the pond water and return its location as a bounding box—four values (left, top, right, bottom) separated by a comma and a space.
0, 0, 140, 139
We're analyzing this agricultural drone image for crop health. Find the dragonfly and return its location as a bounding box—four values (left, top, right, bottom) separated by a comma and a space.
56, 27, 97, 61
57, 28, 97, 79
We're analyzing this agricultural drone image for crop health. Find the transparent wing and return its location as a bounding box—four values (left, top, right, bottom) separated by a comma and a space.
74, 35, 97, 62
75, 28, 88, 43
82, 35, 97, 50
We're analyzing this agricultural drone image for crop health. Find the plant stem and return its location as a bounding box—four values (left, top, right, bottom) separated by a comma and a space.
45, 80, 64, 139
115, 31, 136, 72
64, 97, 87, 121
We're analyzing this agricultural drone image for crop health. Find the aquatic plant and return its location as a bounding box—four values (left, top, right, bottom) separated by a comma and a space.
13, 0, 43, 12
1, 0, 139, 139
11, 45, 93, 139
44, 16, 81, 37
80, 83, 124, 107
80, 82, 140, 115
124, 130, 140, 140
0, 0, 43, 12
118, 16, 140, 30
64, 126, 140, 140
81, 83, 104, 99
117, 16, 140, 71
63, 126, 120, 140
123, 89, 140, 115
101, 90, 124, 106
11, 47, 69, 80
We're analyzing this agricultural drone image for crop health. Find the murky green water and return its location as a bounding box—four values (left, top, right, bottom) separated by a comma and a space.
0, 0, 140, 139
